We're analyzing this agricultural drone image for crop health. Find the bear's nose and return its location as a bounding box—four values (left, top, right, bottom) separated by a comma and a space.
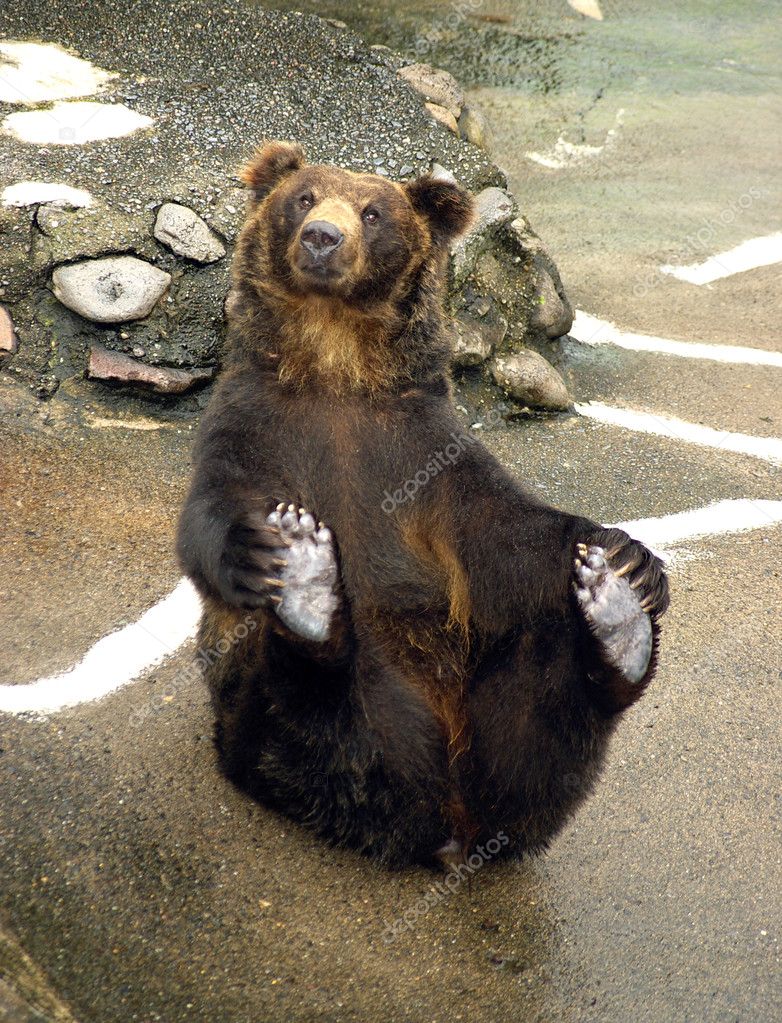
300, 220, 344, 257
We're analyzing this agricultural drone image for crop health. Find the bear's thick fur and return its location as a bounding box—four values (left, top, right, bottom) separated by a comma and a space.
177, 142, 669, 867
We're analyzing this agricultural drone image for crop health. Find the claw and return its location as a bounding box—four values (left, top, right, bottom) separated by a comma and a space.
263, 577, 286, 588
613, 562, 634, 578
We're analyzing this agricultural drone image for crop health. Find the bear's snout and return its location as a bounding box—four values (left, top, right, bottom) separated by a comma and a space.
300, 220, 344, 258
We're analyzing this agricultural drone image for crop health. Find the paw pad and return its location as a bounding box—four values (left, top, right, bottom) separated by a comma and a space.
265, 504, 338, 643
574, 544, 653, 684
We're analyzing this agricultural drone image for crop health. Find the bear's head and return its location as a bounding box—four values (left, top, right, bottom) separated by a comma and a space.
231, 141, 475, 391
237, 141, 473, 305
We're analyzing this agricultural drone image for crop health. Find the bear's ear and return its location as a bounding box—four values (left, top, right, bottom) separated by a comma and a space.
405, 175, 475, 244
240, 141, 306, 201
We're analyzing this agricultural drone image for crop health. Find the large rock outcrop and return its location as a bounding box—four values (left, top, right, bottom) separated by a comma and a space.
0, 0, 572, 407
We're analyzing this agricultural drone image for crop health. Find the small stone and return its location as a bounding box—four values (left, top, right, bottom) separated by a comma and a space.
397, 63, 464, 119
451, 315, 493, 368
399, 165, 415, 177
154, 203, 226, 264
491, 351, 572, 411
424, 103, 459, 135
529, 266, 574, 339
52, 256, 171, 323
87, 344, 214, 394
0, 304, 17, 357
430, 163, 458, 184
458, 106, 494, 153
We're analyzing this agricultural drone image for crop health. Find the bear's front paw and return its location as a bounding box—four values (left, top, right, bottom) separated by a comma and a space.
574, 544, 655, 685
264, 503, 339, 643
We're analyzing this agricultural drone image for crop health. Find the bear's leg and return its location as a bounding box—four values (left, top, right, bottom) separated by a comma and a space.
207, 629, 454, 866
573, 544, 653, 684
463, 619, 615, 857
264, 503, 339, 643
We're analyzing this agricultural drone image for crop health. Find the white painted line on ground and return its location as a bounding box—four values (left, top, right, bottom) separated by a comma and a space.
527, 110, 623, 169
3, 500, 782, 717
0, 579, 201, 716
576, 402, 782, 464
571, 310, 782, 367
567, 0, 604, 20
660, 232, 782, 285
612, 499, 782, 560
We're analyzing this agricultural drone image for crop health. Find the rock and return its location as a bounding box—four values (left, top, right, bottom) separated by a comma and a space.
529, 265, 574, 339
452, 315, 493, 367
509, 217, 574, 338
491, 351, 572, 411
425, 102, 459, 135
430, 163, 458, 184
87, 343, 214, 394
397, 63, 464, 119
52, 256, 171, 323
0, 304, 17, 357
154, 203, 226, 264
450, 186, 518, 284
458, 106, 494, 153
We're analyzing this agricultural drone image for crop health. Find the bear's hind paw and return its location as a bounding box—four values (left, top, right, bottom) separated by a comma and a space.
265, 504, 339, 643
574, 545, 653, 685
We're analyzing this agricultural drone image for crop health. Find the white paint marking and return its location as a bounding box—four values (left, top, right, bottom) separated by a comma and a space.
2, 102, 153, 146
2, 181, 93, 208
571, 310, 782, 367
527, 110, 623, 169
660, 232, 782, 285
0, 41, 113, 105
0, 579, 201, 716
576, 402, 782, 464
612, 499, 782, 562
567, 0, 604, 20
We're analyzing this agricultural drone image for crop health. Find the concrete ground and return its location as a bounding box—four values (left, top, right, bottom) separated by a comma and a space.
1, 2, 780, 1021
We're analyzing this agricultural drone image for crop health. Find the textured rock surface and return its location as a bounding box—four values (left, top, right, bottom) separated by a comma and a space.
397, 63, 464, 118
154, 203, 226, 264
458, 105, 494, 153
0, 305, 17, 357
491, 351, 572, 410
451, 314, 493, 367
450, 186, 518, 284
87, 343, 214, 393
52, 257, 171, 323
424, 102, 459, 135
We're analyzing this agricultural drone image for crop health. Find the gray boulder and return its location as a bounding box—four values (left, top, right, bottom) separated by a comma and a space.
397, 63, 464, 119
52, 257, 171, 324
491, 351, 572, 411
154, 204, 226, 264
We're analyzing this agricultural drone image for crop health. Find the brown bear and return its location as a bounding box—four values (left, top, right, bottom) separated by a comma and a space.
177, 141, 669, 868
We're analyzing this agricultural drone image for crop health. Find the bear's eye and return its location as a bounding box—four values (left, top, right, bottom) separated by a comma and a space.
362, 206, 380, 225
298, 193, 314, 210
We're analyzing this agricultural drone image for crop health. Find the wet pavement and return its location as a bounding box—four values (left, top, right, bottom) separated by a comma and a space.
1, 1, 781, 1021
